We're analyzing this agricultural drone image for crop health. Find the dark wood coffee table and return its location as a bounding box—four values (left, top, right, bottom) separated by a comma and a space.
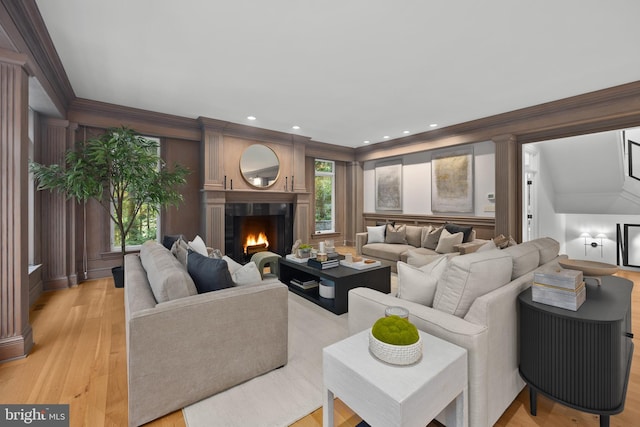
278, 258, 391, 314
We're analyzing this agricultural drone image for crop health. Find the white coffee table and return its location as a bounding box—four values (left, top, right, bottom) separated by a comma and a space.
323, 329, 468, 427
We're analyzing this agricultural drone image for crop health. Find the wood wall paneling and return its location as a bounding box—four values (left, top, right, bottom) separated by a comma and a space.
0, 56, 33, 361
162, 137, 201, 240
493, 134, 520, 240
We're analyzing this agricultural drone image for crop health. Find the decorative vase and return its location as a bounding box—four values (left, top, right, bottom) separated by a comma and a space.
297, 248, 311, 258
368, 329, 422, 365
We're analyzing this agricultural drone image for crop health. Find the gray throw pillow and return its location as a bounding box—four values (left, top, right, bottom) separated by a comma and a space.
385, 224, 407, 244
422, 226, 443, 250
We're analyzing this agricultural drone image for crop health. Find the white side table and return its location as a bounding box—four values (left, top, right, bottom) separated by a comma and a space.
323, 329, 468, 427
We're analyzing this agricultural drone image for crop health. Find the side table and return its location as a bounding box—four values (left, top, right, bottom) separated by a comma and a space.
518, 276, 634, 427
323, 329, 468, 427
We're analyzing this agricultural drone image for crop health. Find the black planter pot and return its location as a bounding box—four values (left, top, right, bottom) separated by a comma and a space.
112, 266, 125, 288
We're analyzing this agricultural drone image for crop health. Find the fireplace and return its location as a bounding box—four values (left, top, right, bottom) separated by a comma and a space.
225, 203, 294, 263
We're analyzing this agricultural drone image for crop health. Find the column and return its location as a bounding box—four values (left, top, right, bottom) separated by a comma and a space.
493, 134, 521, 240
0, 51, 34, 361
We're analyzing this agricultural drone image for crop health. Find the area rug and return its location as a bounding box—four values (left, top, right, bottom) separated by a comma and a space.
183, 292, 349, 427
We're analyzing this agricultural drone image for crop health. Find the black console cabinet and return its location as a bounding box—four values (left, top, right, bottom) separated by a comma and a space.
518, 276, 634, 427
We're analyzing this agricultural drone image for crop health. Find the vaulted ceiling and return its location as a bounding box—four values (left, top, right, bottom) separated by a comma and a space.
30, 0, 640, 147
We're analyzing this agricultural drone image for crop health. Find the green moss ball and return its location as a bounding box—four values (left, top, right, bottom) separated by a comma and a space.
371, 315, 419, 345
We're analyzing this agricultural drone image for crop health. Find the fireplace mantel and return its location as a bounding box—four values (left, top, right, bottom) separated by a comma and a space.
202, 189, 311, 254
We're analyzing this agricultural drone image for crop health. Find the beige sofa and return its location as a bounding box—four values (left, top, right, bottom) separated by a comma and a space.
125, 241, 288, 427
356, 224, 486, 272
348, 237, 562, 427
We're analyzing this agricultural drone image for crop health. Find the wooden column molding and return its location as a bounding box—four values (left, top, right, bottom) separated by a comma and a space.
346, 161, 364, 245
493, 134, 521, 240
0, 54, 34, 361
40, 118, 77, 289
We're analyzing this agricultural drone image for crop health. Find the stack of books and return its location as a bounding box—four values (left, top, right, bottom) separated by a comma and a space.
290, 278, 318, 290
307, 258, 339, 269
532, 269, 585, 311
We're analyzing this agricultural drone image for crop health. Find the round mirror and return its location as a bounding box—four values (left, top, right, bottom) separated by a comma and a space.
240, 144, 280, 188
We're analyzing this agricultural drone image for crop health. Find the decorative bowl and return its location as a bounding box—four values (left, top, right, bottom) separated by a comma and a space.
368, 329, 422, 365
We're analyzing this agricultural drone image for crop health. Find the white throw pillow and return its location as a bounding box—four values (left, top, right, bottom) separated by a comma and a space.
223, 255, 263, 285
397, 256, 449, 306
435, 228, 464, 254
366, 225, 386, 243
188, 235, 209, 257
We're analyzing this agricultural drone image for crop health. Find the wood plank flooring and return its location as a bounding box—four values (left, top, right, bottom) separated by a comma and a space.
1, 262, 638, 427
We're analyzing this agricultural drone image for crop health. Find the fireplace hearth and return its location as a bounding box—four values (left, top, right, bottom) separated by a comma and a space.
225, 203, 293, 263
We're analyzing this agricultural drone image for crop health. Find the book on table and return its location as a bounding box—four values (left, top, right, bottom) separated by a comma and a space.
307, 258, 339, 270
290, 278, 319, 290
532, 281, 586, 311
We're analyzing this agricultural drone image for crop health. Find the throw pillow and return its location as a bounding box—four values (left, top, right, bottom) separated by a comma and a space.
422, 225, 443, 249
187, 250, 234, 293
170, 237, 189, 269
222, 255, 262, 285
420, 225, 434, 247
397, 256, 449, 306
162, 234, 184, 250
385, 224, 407, 244
366, 225, 386, 243
445, 223, 474, 243
188, 235, 209, 257
435, 228, 464, 254
405, 225, 423, 247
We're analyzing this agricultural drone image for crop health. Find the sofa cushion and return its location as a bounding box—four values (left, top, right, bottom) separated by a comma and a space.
503, 242, 540, 280
433, 249, 513, 317
420, 225, 434, 247
405, 225, 423, 247
445, 223, 474, 243
187, 251, 235, 293
531, 237, 560, 265
139, 240, 198, 303
366, 225, 386, 243
362, 243, 413, 261
405, 249, 443, 267
436, 228, 464, 254
162, 234, 184, 250
385, 223, 407, 244
397, 256, 449, 306
422, 225, 443, 249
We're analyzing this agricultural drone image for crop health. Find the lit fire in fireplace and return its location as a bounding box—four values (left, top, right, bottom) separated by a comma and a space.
244, 232, 269, 255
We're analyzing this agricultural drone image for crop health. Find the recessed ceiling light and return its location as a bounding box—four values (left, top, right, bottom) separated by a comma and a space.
363, 140, 370, 144
247, 116, 257, 121
383, 135, 390, 139
403, 130, 410, 134
292, 125, 300, 130
429, 123, 438, 128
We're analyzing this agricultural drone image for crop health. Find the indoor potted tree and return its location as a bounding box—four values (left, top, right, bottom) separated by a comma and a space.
30, 126, 189, 287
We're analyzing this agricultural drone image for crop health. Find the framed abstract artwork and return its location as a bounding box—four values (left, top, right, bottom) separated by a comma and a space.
431, 147, 474, 213
375, 160, 402, 211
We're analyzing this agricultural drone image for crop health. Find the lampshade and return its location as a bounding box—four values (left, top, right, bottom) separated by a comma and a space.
595, 233, 607, 239
580, 232, 592, 238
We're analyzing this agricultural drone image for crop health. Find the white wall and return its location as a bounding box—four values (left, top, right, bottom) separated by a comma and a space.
363, 141, 495, 216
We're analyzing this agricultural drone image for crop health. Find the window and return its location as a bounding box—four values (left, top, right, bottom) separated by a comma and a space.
315, 159, 335, 233
111, 136, 161, 251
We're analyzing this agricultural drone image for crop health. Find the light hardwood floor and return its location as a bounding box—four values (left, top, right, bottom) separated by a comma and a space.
1, 265, 638, 427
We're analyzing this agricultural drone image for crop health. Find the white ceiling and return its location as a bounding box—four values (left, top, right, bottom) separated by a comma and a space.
35, 0, 640, 147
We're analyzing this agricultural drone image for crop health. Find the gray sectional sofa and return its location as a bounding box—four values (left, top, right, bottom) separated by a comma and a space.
349, 237, 562, 427
356, 224, 487, 272
124, 240, 288, 427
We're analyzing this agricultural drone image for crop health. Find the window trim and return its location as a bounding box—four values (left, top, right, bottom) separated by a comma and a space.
314, 159, 336, 234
